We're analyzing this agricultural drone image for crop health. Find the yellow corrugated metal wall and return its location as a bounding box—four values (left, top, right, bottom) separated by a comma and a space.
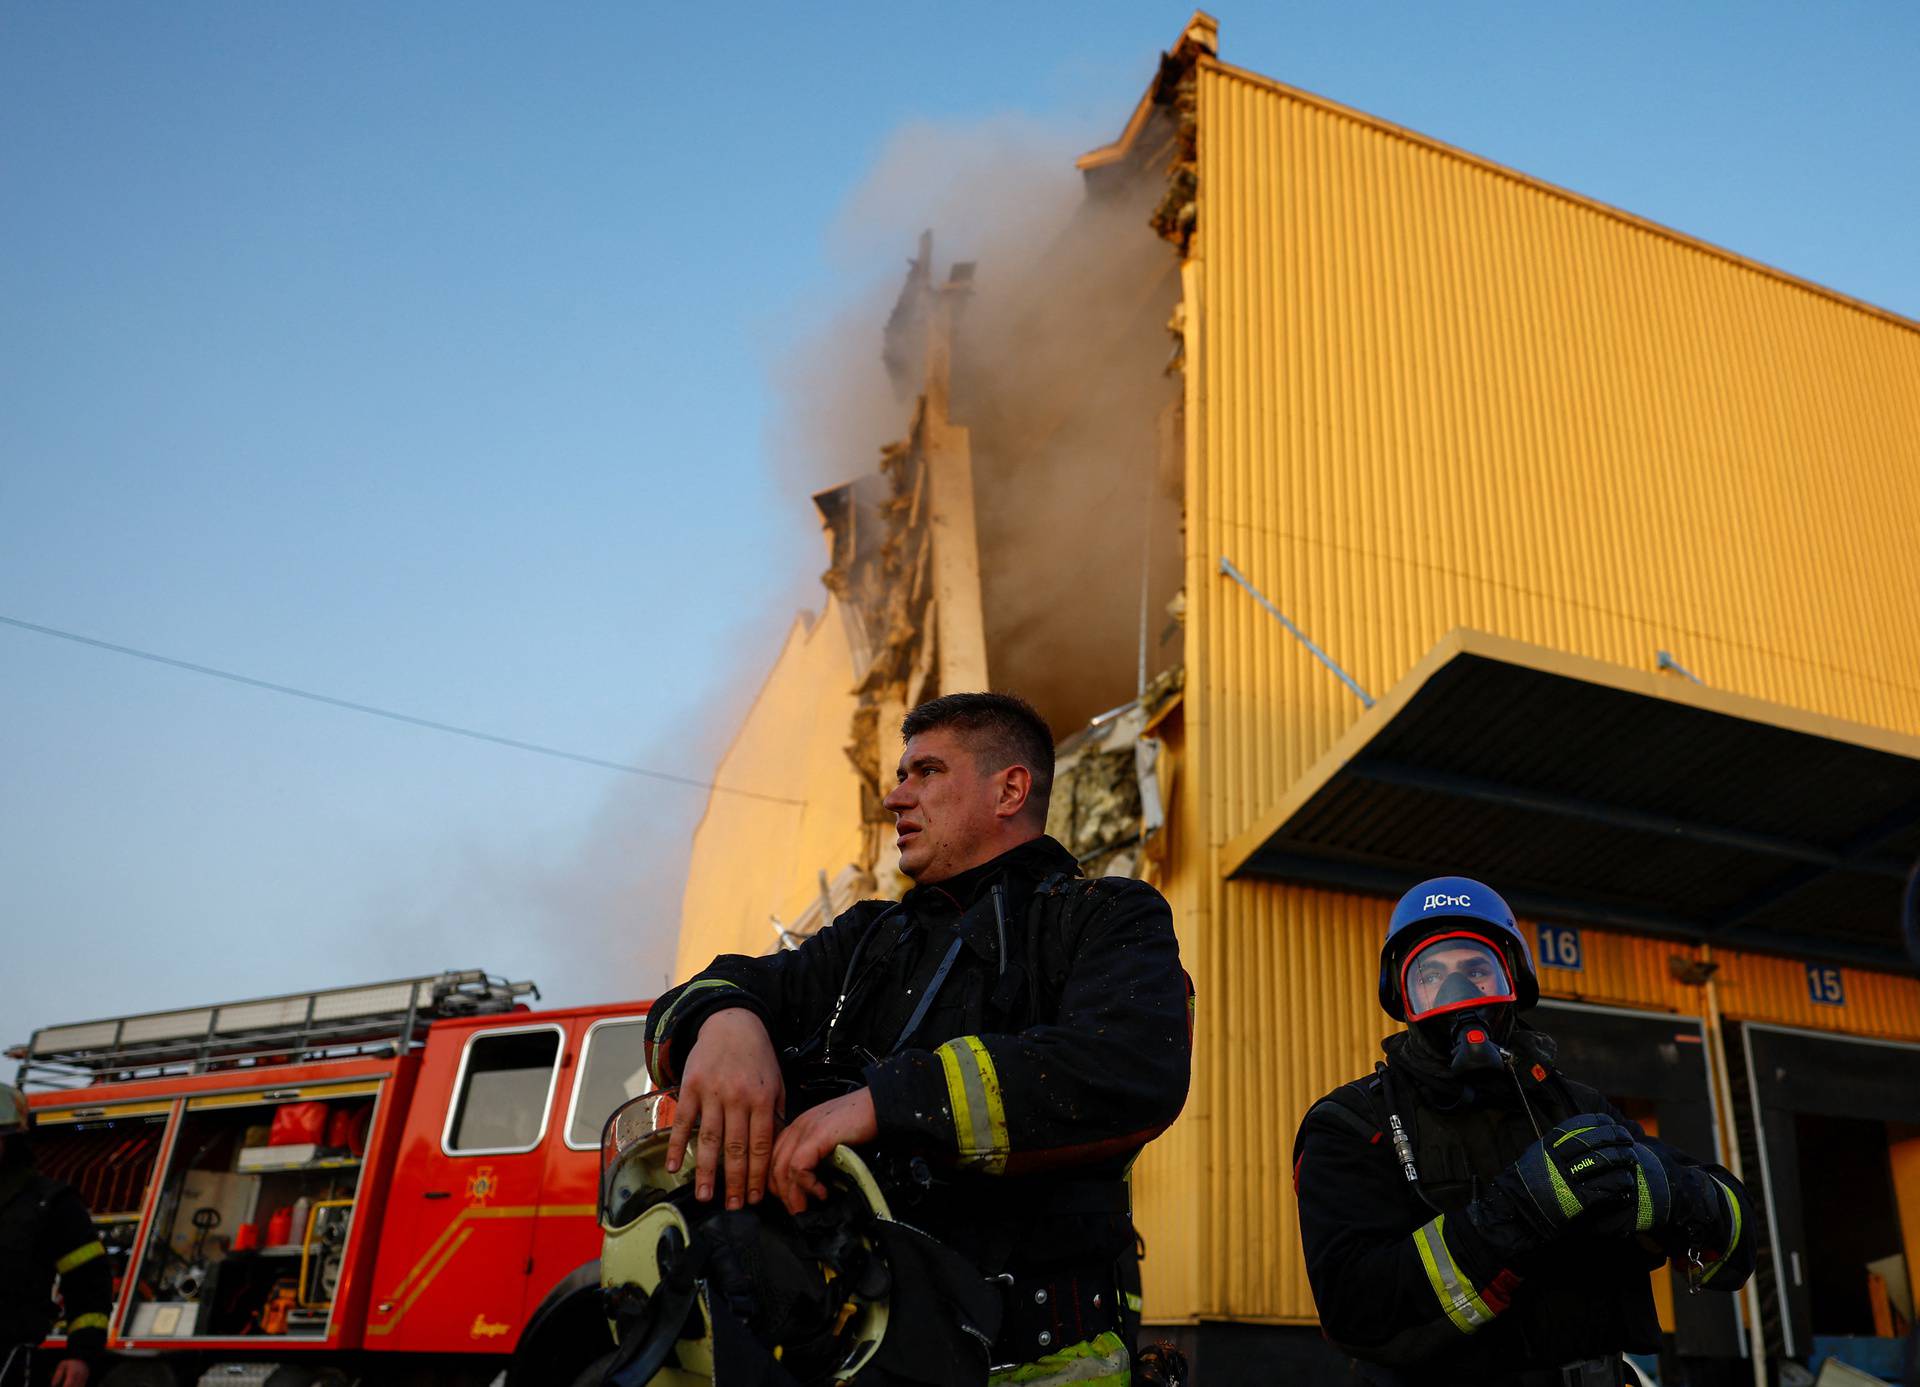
1532, 929, 1705, 1015
1129, 707, 1206, 1321
1709, 946, 1920, 1039
1172, 57, 1920, 1322
1531, 930, 1920, 1041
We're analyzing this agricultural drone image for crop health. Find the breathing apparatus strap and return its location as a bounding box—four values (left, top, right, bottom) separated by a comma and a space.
604, 1291, 694, 1387
603, 1228, 699, 1387
785, 902, 906, 1064
706, 1289, 805, 1387
1372, 1064, 1448, 1216
891, 933, 969, 1053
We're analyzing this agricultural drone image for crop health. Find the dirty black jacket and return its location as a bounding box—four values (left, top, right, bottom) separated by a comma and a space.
0, 1162, 113, 1372
644, 836, 1191, 1273
1293, 1024, 1754, 1386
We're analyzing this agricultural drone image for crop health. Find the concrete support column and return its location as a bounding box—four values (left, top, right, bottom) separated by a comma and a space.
923, 279, 989, 696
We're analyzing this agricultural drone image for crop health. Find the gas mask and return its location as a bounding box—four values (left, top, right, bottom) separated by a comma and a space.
1398, 931, 1519, 1074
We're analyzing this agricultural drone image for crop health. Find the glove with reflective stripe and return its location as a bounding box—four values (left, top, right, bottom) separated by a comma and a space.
1579, 1141, 1674, 1240
1653, 1156, 1745, 1286
1668, 1161, 1734, 1244
1464, 1114, 1642, 1258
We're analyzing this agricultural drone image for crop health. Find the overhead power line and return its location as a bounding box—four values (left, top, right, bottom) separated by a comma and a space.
0, 613, 805, 807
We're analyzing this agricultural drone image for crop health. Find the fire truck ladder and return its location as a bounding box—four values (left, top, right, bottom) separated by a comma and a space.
11, 970, 539, 1090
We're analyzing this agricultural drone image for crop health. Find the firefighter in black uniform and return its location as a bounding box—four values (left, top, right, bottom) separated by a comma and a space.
1293, 878, 1754, 1387
642, 692, 1192, 1385
2, 1085, 111, 1387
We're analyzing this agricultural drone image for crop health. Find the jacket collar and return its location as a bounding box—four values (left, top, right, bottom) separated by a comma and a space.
903, 835, 1082, 965
902, 835, 1080, 917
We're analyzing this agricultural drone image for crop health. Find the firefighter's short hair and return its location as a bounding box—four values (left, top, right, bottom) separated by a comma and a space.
901, 692, 1055, 820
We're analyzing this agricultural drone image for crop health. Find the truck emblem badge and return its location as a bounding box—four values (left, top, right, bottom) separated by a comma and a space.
470, 1313, 511, 1339
466, 1167, 497, 1205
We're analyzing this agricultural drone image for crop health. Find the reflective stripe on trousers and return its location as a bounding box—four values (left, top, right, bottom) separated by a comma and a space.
990, 1330, 1129, 1387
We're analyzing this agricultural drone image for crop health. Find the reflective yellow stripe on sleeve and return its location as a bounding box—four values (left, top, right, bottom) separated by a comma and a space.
936, 1035, 1008, 1174
1412, 1216, 1497, 1334
1692, 1176, 1743, 1288
645, 979, 743, 1085
55, 1241, 105, 1275
66, 1313, 111, 1333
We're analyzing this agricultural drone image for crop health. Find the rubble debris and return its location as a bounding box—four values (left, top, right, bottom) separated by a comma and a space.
1130, 18, 1212, 254
814, 234, 994, 892
771, 862, 879, 948
1046, 666, 1184, 879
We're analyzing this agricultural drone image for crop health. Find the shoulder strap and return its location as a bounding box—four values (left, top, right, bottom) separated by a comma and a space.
790, 900, 909, 1062
1293, 1075, 1387, 1162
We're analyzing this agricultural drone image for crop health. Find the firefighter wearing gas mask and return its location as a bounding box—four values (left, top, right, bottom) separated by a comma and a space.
1291, 878, 1753, 1387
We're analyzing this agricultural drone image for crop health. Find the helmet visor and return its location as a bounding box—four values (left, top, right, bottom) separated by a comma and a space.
599, 1090, 681, 1228
1400, 932, 1516, 1023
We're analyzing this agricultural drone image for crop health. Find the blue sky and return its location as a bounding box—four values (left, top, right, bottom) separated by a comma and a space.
3, 3, 1915, 1045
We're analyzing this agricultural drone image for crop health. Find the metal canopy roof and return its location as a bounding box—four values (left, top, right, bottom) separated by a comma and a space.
1223, 630, 1920, 972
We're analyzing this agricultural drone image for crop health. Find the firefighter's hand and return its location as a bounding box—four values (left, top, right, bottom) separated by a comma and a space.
769, 1088, 878, 1215
666, 1007, 787, 1209
51, 1359, 89, 1387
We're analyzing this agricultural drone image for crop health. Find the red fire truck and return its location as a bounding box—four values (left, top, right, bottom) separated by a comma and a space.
13, 970, 650, 1387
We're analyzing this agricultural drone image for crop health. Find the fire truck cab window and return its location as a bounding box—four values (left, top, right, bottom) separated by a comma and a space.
446, 1027, 562, 1154
567, 1018, 651, 1149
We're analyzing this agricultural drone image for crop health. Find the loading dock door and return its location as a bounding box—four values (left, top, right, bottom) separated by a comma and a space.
1740, 1025, 1920, 1360
1535, 1002, 1742, 1359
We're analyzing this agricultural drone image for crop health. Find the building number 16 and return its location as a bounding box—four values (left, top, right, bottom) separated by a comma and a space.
1537, 925, 1582, 971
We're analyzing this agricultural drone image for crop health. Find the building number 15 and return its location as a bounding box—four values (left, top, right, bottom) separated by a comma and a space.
1805, 964, 1846, 1007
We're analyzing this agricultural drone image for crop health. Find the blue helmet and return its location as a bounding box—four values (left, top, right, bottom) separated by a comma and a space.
1377, 875, 1539, 1021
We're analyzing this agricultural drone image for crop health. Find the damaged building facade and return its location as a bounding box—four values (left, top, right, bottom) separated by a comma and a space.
674, 14, 1920, 1384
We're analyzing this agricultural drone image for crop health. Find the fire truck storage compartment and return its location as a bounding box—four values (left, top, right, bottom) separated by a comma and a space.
129, 1085, 377, 1341
30, 1101, 173, 1299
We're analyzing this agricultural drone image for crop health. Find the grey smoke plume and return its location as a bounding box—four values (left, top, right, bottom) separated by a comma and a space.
773, 113, 1185, 736
486, 112, 1182, 1009
771, 116, 1091, 498
376, 600, 810, 1009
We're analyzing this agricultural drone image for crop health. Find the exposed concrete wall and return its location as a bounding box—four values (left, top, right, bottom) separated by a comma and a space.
673, 599, 870, 977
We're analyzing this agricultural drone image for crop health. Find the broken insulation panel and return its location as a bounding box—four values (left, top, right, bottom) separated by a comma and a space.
1046, 666, 1183, 879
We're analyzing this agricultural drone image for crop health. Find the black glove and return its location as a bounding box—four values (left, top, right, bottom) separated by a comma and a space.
1582, 1141, 1674, 1239
1660, 1156, 1735, 1248
1465, 1114, 1642, 1258
1586, 1142, 1742, 1251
